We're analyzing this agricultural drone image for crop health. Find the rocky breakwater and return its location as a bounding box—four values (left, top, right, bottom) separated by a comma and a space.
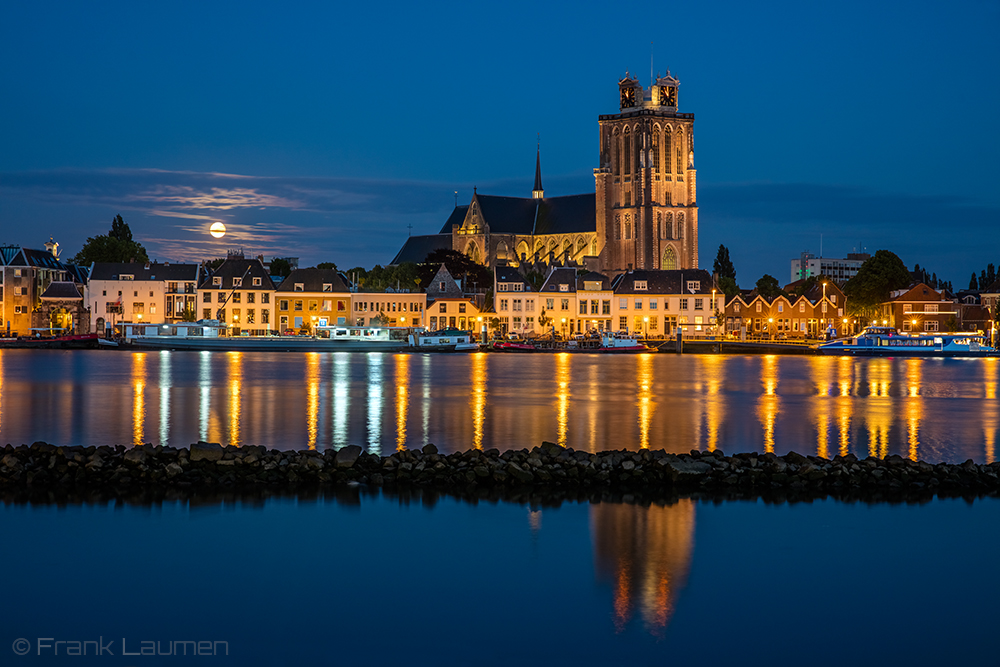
1, 441, 998, 499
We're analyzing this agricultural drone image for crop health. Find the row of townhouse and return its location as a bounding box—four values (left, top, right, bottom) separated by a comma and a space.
87, 255, 491, 335
722, 281, 848, 338
493, 265, 718, 337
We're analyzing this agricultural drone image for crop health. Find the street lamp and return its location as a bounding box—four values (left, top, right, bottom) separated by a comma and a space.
768, 317, 773, 341
643, 316, 649, 339
711, 288, 718, 334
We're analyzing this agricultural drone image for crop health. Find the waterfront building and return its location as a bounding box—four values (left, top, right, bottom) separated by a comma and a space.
982, 278, 1000, 324
723, 281, 847, 338
494, 265, 540, 335
423, 264, 482, 331
880, 283, 959, 333
790, 251, 870, 285
198, 253, 275, 335
610, 269, 715, 336
0, 239, 88, 336
87, 261, 200, 333
538, 267, 587, 337
350, 278, 427, 329
392, 70, 699, 274
275, 268, 355, 332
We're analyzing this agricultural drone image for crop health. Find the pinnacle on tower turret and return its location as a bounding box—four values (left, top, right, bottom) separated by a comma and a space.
532, 142, 544, 199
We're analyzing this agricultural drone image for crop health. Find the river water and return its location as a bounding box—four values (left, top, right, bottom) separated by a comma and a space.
1, 492, 997, 666
1, 349, 996, 463
3, 349, 998, 665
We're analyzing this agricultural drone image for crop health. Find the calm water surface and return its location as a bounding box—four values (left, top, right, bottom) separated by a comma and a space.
1, 349, 997, 463
1, 493, 996, 666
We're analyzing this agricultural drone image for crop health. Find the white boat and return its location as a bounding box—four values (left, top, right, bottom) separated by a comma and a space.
124, 320, 410, 352
407, 328, 479, 352
818, 326, 998, 357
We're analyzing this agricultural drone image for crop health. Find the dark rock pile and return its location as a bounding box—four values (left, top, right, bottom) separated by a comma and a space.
1, 441, 998, 499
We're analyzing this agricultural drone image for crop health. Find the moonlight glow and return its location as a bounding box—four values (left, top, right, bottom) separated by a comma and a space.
209, 222, 227, 239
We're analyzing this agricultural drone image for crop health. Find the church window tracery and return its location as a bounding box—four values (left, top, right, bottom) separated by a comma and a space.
623, 128, 631, 176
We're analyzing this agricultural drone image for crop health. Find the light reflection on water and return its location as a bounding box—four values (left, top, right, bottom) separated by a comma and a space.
0, 350, 998, 463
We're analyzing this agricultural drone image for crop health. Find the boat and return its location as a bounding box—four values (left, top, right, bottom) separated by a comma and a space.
0, 332, 100, 349
124, 320, 410, 352
407, 328, 479, 352
493, 331, 655, 354
818, 326, 998, 357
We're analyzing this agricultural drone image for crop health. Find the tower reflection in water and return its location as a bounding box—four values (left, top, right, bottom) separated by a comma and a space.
591, 500, 695, 636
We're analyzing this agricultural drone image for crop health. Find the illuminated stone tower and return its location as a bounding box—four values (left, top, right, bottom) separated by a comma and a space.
595, 71, 698, 272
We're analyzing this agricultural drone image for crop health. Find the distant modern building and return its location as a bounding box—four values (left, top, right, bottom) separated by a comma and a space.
393, 69, 699, 274
790, 251, 870, 285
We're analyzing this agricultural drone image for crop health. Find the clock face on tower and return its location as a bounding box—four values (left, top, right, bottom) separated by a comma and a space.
621, 87, 636, 109
660, 86, 676, 106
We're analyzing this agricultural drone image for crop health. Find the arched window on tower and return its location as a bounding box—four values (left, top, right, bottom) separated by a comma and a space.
655, 211, 661, 239
634, 126, 641, 174
614, 215, 621, 240
664, 129, 672, 174
623, 128, 631, 176
662, 246, 677, 270
651, 129, 660, 173
675, 129, 684, 175
613, 129, 620, 176
666, 212, 674, 238
677, 213, 685, 239
625, 214, 632, 240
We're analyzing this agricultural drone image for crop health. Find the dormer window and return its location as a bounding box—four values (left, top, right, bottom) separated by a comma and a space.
634, 280, 647, 291
322, 283, 332, 292
294, 283, 304, 292
498, 283, 508, 292
233, 277, 242, 287
686, 280, 700, 292
512, 283, 523, 292
212, 276, 222, 286
120, 274, 134, 281
252, 277, 262, 287
559, 284, 569, 292
439, 282, 446, 291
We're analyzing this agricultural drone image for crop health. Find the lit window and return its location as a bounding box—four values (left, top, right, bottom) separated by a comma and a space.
213, 276, 222, 286
294, 283, 304, 292
233, 277, 242, 287
634, 280, 647, 291
323, 283, 332, 292
253, 277, 262, 286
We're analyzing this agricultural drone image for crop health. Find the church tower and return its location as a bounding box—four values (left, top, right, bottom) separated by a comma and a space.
595, 71, 698, 272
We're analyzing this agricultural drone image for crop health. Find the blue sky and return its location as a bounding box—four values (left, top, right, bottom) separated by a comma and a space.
1, 0, 997, 285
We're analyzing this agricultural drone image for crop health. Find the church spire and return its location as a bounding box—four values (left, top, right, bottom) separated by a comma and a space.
532, 137, 544, 199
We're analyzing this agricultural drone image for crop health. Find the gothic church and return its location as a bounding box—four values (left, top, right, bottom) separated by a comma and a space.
391, 71, 698, 274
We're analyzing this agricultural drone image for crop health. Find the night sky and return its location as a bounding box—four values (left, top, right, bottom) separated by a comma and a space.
1, 0, 997, 286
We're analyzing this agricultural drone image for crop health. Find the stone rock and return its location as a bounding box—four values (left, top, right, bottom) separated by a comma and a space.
508, 463, 534, 484
165, 463, 184, 477
422, 443, 438, 455
621, 460, 636, 471
306, 457, 325, 471
124, 448, 147, 464
665, 459, 713, 482
334, 445, 363, 468
190, 441, 225, 462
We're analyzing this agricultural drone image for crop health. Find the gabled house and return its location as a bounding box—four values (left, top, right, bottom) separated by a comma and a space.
424, 264, 483, 331
880, 283, 959, 333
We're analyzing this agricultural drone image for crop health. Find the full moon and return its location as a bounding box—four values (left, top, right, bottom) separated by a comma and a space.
209, 222, 227, 239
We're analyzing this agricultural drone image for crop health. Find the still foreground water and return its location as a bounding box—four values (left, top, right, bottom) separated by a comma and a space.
0, 349, 996, 463
2, 492, 997, 666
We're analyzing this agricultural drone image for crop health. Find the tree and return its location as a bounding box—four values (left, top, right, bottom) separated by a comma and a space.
524, 270, 545, 292
713, 244, 736, 280
71, 214, 149, 265
270, 258, 292, 277
717, 276, 740, 299
316, 262, 338, 271
843, 249, 912, 323
538, 309, 552, 329
419, 249, 492, 292
971, 272, 979, 290
754, 274, 784, 300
